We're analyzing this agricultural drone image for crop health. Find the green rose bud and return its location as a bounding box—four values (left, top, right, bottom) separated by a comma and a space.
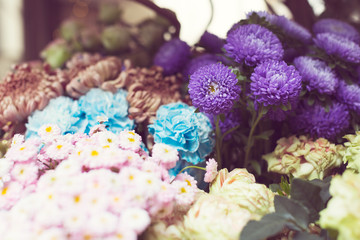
101, 25, 131, 53
343, 131, 360, 172
263, 135, 343, 180
319, 171, 360, 240
60, 19, 84, 41
98, 2, 121, 24
182, 194, 252, 240
210, 168, 274, 219
40, 39, 72, 68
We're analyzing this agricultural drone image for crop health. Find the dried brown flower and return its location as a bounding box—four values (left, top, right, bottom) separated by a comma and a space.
0, 62, 67, 133
66, 55, 123, 98
101, 65, 182, 124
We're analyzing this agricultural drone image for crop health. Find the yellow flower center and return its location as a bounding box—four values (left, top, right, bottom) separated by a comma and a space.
45, 126, 52, 132
128, 138, 135, 143
2, 187, 8, 195
180, 187, 187, 193
56, 145, 63, 150
91, 150, 99, 156
74, 195, 81, 203
185, 179, 192, 186
19, 147, 25, 151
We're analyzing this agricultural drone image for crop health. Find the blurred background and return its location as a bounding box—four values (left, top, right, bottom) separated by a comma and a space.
0, 0, 359, 78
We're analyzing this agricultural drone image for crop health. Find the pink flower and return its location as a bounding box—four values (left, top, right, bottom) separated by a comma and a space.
204, 158, 218, 183
152, 143, 179, 169
38, 124, 61, 142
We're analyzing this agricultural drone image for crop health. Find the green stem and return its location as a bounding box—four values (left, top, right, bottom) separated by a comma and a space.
220, 125, 239, 144
215, 115, 222, 169
243, 106, 265, 168
170, 165, 206, 183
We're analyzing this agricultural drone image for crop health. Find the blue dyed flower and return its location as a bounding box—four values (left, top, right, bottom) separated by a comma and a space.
26, 96, 87, 138
188, 63, 241, 115
291, 102, 350, 140
78, 88, 134, 133
198, 31, 224, 53
314, 33, 360, 63
224, 24, 283, 66
336, 80, 360, 115
153, 38, 191, 75
313, 18, 360, 43
148, 102, 214, 165
250, 60, 302, 107
293, 56, 339, 95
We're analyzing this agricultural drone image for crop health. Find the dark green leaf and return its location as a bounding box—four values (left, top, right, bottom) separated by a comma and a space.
250, 160, 261, 175
293, 231, 325, 240
194, 108, 200, 113
274, 195, 310, 231
240, 213, 288, 240
290, 179, 326, 222
254, 129, 275, 140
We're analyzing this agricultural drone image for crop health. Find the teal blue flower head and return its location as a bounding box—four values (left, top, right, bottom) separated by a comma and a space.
148, 102, 214, 165
26, 96, 87, 138
78, 88, 134, 133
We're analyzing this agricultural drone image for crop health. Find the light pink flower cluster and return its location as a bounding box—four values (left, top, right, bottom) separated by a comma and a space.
0, 124, 201, 239
204, 158, 218, 183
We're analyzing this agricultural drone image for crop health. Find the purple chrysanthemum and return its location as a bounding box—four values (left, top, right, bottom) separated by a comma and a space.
153, 38, 191, 75
314, 33, 360, 63
207, 111, 241, 140
188, 63, 241, 115
271, 15, 312, 44
293, 56, 339, 95
199, 31, 224, 54
313, 18, 360, 43
336, 80, 360, 115
183, 54, 226, 79
291, 102, 350, 140
250, 60, 302, 107
224, 24, 284, 66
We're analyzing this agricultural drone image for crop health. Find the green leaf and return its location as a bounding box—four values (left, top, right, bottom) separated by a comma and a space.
307, 97, 315, 106
250, 160, 261, 175
293, 231, 325, 240
290, 178, 331, 222
274, 195, 310, 231
194, 108, 200, 113
240, 213, 288, 240
254, 129, 275, 140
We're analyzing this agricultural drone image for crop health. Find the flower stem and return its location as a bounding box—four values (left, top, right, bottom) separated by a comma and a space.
243, 106, 265, 168
215, 115, 222, 169
170, 165, 206, 183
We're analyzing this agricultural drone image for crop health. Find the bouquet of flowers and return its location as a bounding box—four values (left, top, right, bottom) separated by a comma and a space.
1, 1, 360, 239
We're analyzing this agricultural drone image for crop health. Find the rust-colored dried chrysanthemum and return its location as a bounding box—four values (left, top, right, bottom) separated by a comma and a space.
0, 62, 67, 134
66, 56, 123, 98
65, 52, 103, 80
102, 65, 182, 124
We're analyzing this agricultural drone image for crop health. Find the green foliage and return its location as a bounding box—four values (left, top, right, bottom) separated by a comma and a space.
241, 178, 331, 240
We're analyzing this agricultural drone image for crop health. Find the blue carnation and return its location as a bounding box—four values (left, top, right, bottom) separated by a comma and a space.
26, 96, 87, 138
78, 88, 134, 133
148, 102, 214, 165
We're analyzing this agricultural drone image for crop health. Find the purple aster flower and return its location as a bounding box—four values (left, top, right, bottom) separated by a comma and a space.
199, 31, 224, 54
207, 110, 241, 140
188, 62, 241, 115
313, 18, 360, 43
291, 102, 350, 140
250, 60, 302, 107
336, 80, 360, 115
314, 33, 360, 63
183, 54, 226, 79
224, 24, 283, 66
271, 15, 312, 44
153, 38, 191, 75
293, 56, 339, 95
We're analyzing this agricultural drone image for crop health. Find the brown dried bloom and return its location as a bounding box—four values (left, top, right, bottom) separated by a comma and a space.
0, 62, 67, 133
64, 52, 102, 80
101, 65, 182, 124
66, 56, 122, 98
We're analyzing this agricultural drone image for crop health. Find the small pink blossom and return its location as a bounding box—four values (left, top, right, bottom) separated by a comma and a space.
204, 158, 218, 183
